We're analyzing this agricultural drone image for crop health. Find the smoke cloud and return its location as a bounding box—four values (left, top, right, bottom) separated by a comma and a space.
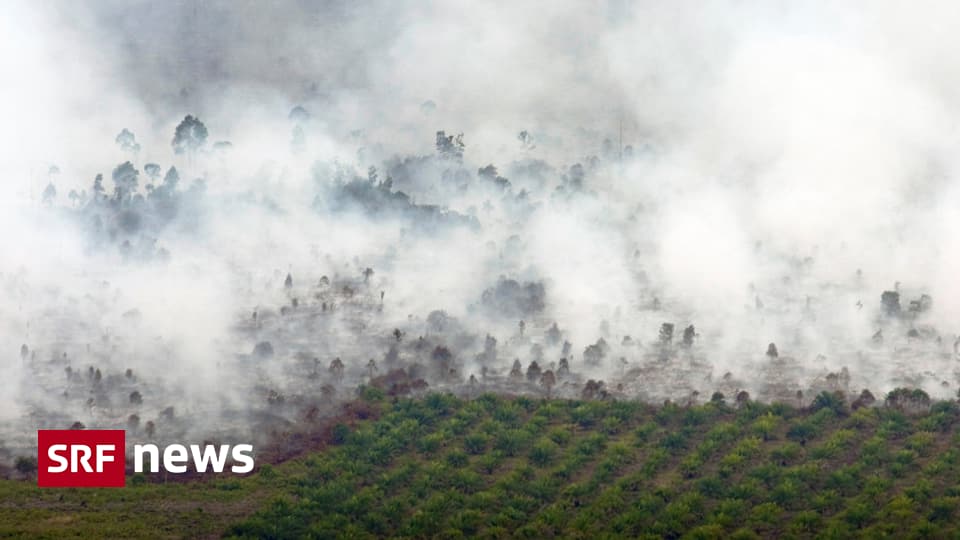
3, 0, 960, 462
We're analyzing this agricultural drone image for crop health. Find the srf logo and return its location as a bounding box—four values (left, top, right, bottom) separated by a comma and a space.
38, 430, 126, 487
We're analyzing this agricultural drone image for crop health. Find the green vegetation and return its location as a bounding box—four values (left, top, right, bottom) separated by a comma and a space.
0, 472, 289, 539
228, 391, 960, 538
8, 391, 960, 538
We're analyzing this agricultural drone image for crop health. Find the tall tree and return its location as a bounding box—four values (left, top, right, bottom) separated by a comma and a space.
288, 105, 310, 123
41, 182, 56, 205
162, 166, 180, 190
144, 163, 162, 183
115, 128, 141, 156
540, 370, 556, 398
92, 173, 105, 201
111, 161, 139, 201
172, 115, 209, 156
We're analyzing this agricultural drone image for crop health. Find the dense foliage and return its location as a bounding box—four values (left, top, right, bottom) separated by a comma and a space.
8, 391, 960, 538
228, 391, 960, 539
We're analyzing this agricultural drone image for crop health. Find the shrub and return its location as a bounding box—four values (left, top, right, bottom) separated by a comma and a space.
752, 414, 779, 441
548, 426, 573, 446
331, 423, 350, 444
464, 433, 488, 455
529, 439, 558, 467
906, 432, 936, 456
259, 463, 277, 479
811, 391, 847, 416
787, 421, 818, 442
494, 429, 530, 456
660, 431, 688, 452
447, 450, 469, 468
770, 442, 802, 463
748, 502, 783, 527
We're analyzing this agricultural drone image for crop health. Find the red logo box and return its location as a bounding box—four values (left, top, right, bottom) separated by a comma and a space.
37, 430, 126, 487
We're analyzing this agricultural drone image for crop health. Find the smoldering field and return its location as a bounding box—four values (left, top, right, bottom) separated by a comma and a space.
3, 0, 960, 467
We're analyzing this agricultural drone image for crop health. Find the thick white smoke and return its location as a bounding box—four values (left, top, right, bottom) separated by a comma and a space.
4, 0, 960, 459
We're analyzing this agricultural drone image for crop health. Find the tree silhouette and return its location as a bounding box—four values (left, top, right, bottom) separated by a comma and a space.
885, 387, 931, 414
682, 325, 696, 347
289, 105, 310, 123
329, 357, 344, 383
659, 323, 674, 345
557, 357, 570, 378
735, 390, 751, 407
435, 130, 465, 160
852, 389, 876, 410
172, 115, 208, 156
509, 359, 523, 379
881, 290, 901, 317
480, 334, 497, 365
111, 161, 139, 201
540, 370, 556, 398
582, 380, 606, 400
546, 322, 561, 345
432, 346, 454, 375
583, 340, 607, 366
41, 183, 56, 205
526, 361, 542, 382
517, 130, 535, 150
92, 174, 105, 200
566, 163, 585, 190
115, 128, 141, 156
144, 163, 161, 185
478, 164, 511, 189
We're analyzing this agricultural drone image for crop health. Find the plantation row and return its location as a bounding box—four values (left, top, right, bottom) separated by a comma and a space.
228, 388, 960, 539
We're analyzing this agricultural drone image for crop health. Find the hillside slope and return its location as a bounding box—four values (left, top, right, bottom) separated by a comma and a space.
230, 389, 960, 539
4, 389, 960, 538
